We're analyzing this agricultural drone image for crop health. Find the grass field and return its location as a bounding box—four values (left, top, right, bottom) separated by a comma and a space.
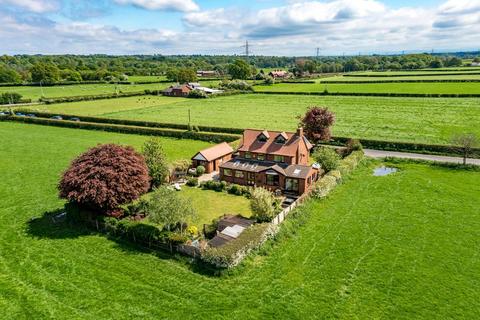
320, 74, 480, 81
1, 125, 479, 318
0, 83, 171, 101
350, 70, 480, 76
180, 186, 252, 227
128, 75, 168, 82
0, 80, 221, 101
254, 82, 480, 94
35, 94, 480, 145
24, 95, 189, 116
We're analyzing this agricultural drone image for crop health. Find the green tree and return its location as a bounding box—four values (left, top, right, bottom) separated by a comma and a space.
166, 67, 196, 83
250, 188, 277, 222
451, 133, 479, 165
0, 66, 21, 83
228, 59, 254, 79
30, 63, 60, 84
142, 137, 170, 188
147, 186, 197, 231
313, 147, 341, 172
61, 69, 82, 82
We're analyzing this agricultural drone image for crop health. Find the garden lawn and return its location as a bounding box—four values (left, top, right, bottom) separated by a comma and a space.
180, 186, 252, 227
1, 125, 479, 319
254, 82, 480, 94
71, 94, 480, 145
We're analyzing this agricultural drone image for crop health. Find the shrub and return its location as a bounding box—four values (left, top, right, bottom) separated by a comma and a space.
187, 225, 198, 237
201, 223, 278, 268
264, 76, 275, 85
0, 92, 22, 104
311, 175, 337, 199
58, 144, 150, 216
121, 198, 149, 217
313, 147, 341, 172
146, 186, 197, 232
250, 188, 277, 223
186, 177, 199, 187
201, 180, 226, 192
142, 137, 170, 188
337, 151, 364, 176
196, 165, 206, 176
188, 89, 208, 99
219, 80, 252, 91
343, 139, 363, 156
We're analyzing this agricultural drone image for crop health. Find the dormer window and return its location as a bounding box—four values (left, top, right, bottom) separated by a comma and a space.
257, 130, 270, 142
275, 132, 288, 144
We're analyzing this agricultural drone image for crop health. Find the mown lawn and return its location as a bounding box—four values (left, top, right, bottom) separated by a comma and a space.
180, 186, 252, 227
1, 126, 479, 318
64, 94, 480, 145
254, 81, 480, 94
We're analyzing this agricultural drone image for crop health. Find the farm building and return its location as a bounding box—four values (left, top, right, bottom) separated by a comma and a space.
218, 128, 321, 195
197, 70, 217, 77
191, 142, 234, 173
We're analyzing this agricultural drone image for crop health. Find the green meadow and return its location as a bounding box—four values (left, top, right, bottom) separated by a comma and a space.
29, 94, 480, 145
254, 82, 480, 94
1, 122, 479, 318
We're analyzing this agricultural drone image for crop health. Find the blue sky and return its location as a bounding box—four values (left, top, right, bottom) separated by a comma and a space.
0, 0, 478, 55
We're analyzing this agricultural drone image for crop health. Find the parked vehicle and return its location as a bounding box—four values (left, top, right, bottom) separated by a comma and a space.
15, 112, 25, 117
50, 116, 63, 120
26, 114, 36, 117
69, 117, 80, 122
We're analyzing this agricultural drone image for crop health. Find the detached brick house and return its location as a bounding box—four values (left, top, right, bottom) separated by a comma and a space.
163, 84, 192, 97
268, 70, 290, 79
219, 128, 321, 195
191, 142, 234, 173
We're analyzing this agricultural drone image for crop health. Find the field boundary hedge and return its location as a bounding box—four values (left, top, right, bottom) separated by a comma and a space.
326, 136, 480, 159
345, 72, 480, 77
320, 79, 480, 83
2, 112, 478, 158
13, 111, 246, 134
1, 115, 240, 143
252, 91, 480, 98
40, 91, 148, 104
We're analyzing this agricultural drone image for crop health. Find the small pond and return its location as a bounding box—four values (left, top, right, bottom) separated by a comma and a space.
373, 166, 398, 176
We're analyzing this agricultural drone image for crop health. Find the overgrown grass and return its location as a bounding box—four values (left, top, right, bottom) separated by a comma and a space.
1, 128, 479, 318
35, 94, 480, 145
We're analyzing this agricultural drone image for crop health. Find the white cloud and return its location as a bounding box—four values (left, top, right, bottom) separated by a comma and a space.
0, 0, 479, 55
114, 0, 199, 12
0, 0, 59, 13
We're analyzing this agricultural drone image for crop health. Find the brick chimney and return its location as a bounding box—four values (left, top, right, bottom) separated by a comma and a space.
296, 127, 304, 138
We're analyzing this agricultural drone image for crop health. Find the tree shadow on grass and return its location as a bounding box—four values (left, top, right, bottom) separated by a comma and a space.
25, 208, 94, 240
25, 209, 226, 276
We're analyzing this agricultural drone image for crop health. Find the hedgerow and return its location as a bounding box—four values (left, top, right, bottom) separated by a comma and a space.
201, 223, 278, 268
5, 116, 240, 143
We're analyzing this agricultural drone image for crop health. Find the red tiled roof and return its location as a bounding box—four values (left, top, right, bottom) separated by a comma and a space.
193, 142, 233, 162
238, 129, 312, 157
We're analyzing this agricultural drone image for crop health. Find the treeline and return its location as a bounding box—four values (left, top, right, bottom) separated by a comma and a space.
0, 53, 477, 84
290, 54, 467, 75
